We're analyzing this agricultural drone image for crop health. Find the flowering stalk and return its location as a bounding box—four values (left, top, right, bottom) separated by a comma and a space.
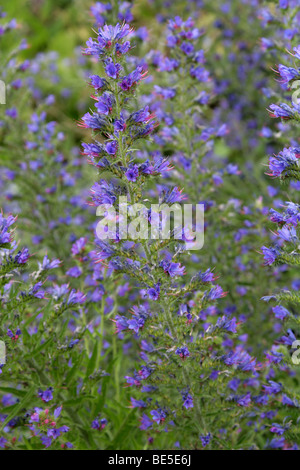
80, 20, 268, 449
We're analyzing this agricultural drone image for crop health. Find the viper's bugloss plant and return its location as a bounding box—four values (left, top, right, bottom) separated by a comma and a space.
2, 0, 300, 452
0, 213, 87, 449
0, 9, 91, 259
147, 16, 239, 210
134, 3, 290, 355
80, 19, 294, 450
262, 45, 300, 331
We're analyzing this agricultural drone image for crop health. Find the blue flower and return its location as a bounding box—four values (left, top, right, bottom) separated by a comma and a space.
38, 387, 53, 402
261, 246, 280, 266
200, 433, 212, 447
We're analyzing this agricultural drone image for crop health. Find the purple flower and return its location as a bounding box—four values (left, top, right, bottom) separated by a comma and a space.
113, 315, 129, 333
268, 147, 299, 177
293, 46, 300, 60
67, 290, 86, 305
138, 366, 152, 380
69, 339, 79, 348
216, 316, 237, 333
71, 237, 87, 256
40, 435, 52, 448
280, 329, 296, 346
282, 395, 297, 407
125, 165, 139, 182
175, 347, 190, 359
279, 0, 288, 8
41, 255, 60, 270
91, 418, 107, 430
14, 248, 30, 264
228, 378, 240, 392
270, 424, 286, 435
130, 397, 147, 408
150, 409, 166, 425
128, 316, 145, 334
237, 392, 251, 407
129, 106, 154, 124
116, 41, 131, 55
38, 387, 53, 403
223, 347, 257, 372
0, 214, 16, 245
190, 66, 210, 82
90, 2, 111, 26
119, 66, 146, 91
54, 406, 62, 419
277, 64, 299, 84
162, 261, 185, 277
89, 75, 107, 90
114, 116, 126, 132
269, 103, 294, 119
183, 393, 193, 409
90, 180, 118, 206
181, 41, 194, 55
125, 375, 141, 387
154, 86, 176, 100
6, 107, 18, 119
163, 187, 185, 203
79, 112, 106, 130
47, 428, 61, 439
269, 437, 285, 449
264, 381, 282, 395
98, 23, 132, 42
66, 266, 82, 278
272, 305, 290, 320
105, 62, 120, 79
83, 24, 132, 56
205, 285, 226, 300
266, 349, 283, 365
147, 283, 160, 300
261, 246, 280, 266
95, 93, 114, 115
82, 141, 105, 158
0, 437, 7, 448
105, 141, 118, 155
140, 414, 152, 430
